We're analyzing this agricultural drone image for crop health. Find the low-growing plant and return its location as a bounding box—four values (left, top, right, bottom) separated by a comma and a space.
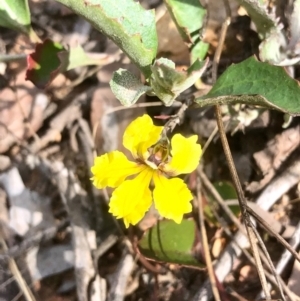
2, 0, 300, 289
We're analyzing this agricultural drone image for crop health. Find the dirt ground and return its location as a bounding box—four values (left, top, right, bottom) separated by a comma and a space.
0, 0, 300, 301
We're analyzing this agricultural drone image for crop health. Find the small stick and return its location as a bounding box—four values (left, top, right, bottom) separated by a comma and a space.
0, 236, 36, 301
211, 0, 276, 298
247, 205, 300, 263
196, 176, 221, 301
211, 204, 295, 300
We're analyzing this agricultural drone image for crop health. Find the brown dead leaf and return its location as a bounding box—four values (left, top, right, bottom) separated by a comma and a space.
248, 125, 300, 193
212, 237, 226, 258
156, 5, 190, 64
238, 265, 257, 283
0, 65, 48, 153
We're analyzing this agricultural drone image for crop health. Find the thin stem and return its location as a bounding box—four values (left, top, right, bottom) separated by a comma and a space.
210, 0, 278, 298
214, 105, 271, 300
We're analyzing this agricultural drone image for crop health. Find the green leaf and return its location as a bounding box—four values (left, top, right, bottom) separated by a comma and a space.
163, 0, 208, 61
259, 28, 287, 64
150, 57, 208, 106
26, 39, 65, 89
163, 0, 205, 44
213, 181, 240, 217
58, 45, 111, 70
138, 219, 204, 267
0, 0, 40, 42
191, 40, 209, 63
214, 181, 237, 200
195, 57, 300, 116
0, 0, 30, 33
110, 69, 152, 106
26, 39, 109, 88
204, 181, 240, 226
55, 0, 157, 78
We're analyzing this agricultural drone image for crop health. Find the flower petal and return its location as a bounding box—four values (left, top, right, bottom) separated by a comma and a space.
153, 173, 192, 223
123, 114, 163, 159
109, 168, 154, 228
91, 151, 143, 189
163, 134, 202, 176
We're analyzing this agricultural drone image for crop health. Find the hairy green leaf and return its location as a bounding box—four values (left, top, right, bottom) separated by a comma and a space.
150, 57, 208, 106
110, 69, 152, 106
195, 57, 300, 116
138, 219, 204, 267
55, 0, 157, 77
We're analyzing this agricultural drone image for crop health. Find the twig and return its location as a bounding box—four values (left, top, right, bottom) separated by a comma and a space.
46, 160, 104, 301
0, 220, 69, 260
11, 291, 24, 301
199, 173, 289, 299
107, 241, 135, 301
29, 88, 94, 153
76, 118, 106, 234
248, 220, 286, 300
193, 160, 300, 300
0, 236, 36, 301
94, 235, 119, 260
198, 169, 246, 236
275, 220, 300, 274
201, 125, 218, 156
226, 287, 249, 301
255, 155, 300, 209
215, 104, 272, 300
162, 100, 190, 136
247, 205, 300, 263
211, 13, 231, 83
0, 274, 17, 290
105, 101, 182, 115
200, 195, 294, 300
210, 0, 279, 298
256, 221, 300, 300
196, 176, 221, 301
131, 235, 164, 274
0, 54, 27, 62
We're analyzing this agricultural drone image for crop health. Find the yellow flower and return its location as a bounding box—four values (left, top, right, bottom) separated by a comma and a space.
91, 114, 202, 228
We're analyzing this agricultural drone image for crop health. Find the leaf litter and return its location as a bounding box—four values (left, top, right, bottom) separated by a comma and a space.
0, 1, 300, 301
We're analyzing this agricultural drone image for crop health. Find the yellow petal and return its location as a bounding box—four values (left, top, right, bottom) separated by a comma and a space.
123, 114, 163, 159
91, 151, 143, 189
153, 173, 192, 223
163, 134, 202, 176
109, 168, 154, 228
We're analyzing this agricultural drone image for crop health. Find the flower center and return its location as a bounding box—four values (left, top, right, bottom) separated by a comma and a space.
145, 137, 170, 169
